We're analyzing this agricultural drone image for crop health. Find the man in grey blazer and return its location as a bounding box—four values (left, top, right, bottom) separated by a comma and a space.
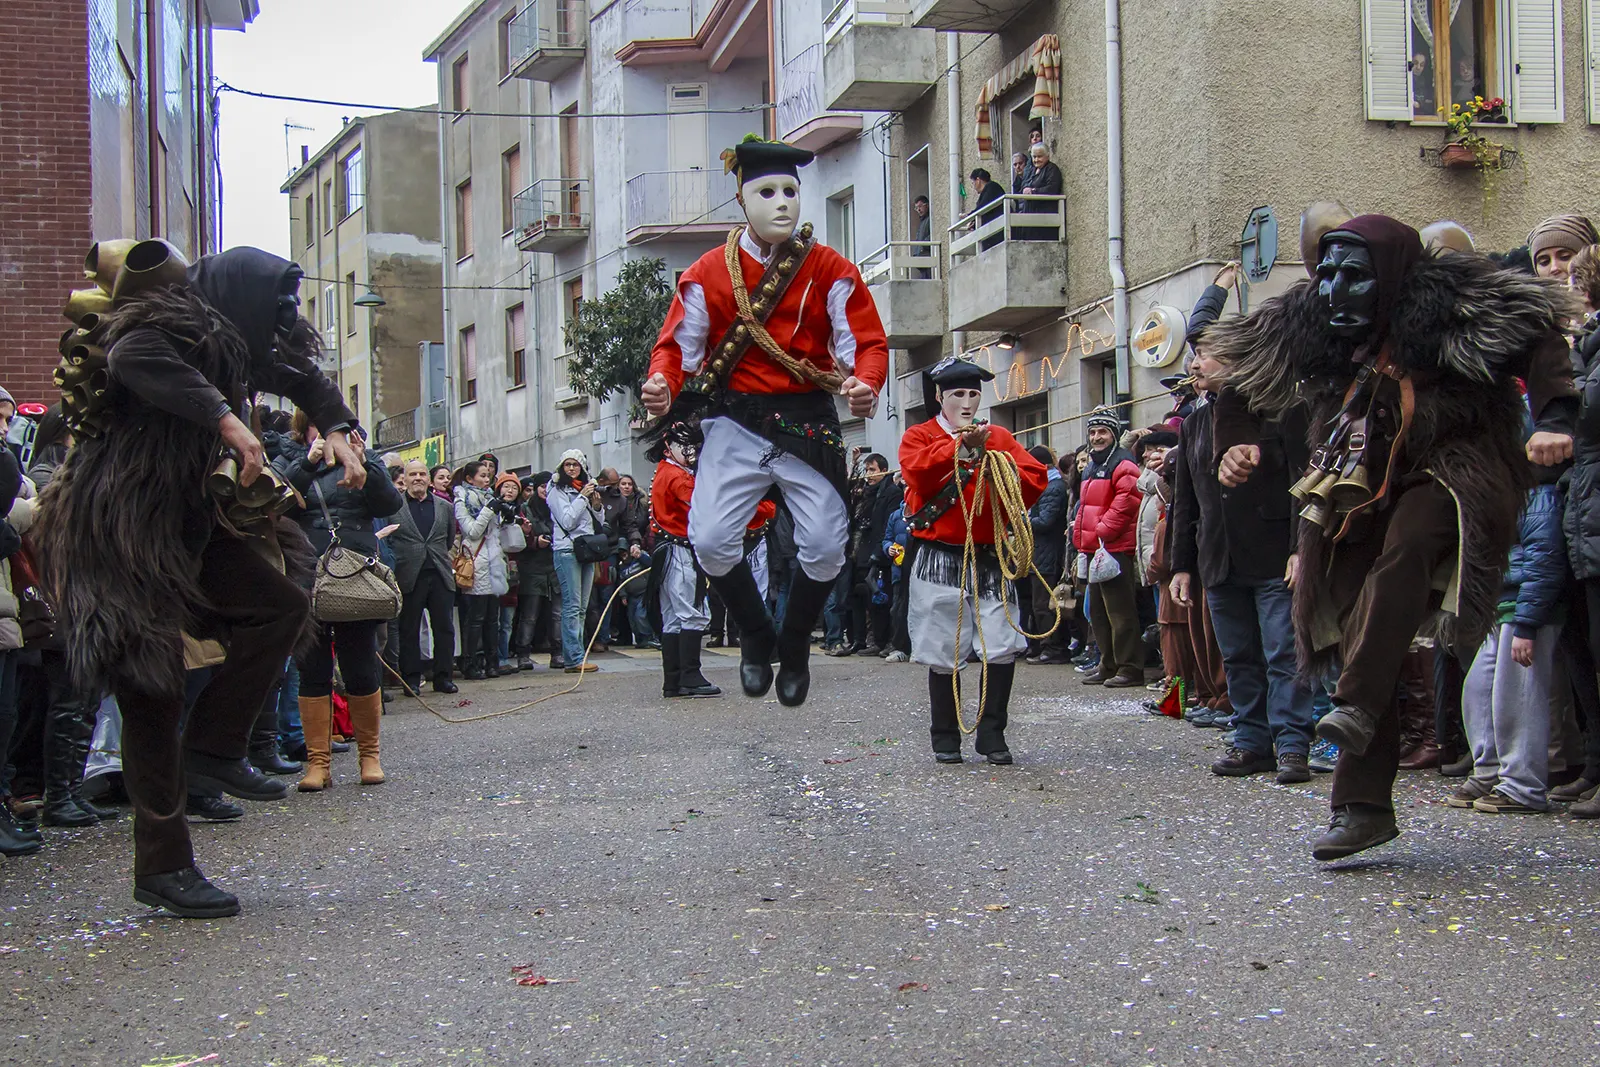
388, 461, 459, 694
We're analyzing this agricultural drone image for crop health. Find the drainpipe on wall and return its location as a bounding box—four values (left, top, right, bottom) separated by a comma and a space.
1105, 0, 1130, 398
946, 32, 964, 360
435, 94, 456, 464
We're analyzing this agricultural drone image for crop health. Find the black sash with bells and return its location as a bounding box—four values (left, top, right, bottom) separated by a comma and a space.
652, 223, 851, 503
1290, 342, 1415, 542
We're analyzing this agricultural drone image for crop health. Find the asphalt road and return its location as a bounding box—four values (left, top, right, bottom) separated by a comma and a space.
3, 648, 1598, 1067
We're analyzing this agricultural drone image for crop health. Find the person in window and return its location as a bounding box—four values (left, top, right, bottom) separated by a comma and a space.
912, 195, 933, 279
1010, 153, 1029, 195
1411, 51, 1437, 119
970, 168, 1005, 252
1452, 56, 1482, 107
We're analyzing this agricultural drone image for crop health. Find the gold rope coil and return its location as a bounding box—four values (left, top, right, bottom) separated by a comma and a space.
723, 227, 846, 394
947, 439, 1062, 735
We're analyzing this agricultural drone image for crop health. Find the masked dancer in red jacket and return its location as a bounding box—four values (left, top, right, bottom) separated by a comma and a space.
900, 357, 1048, 764
642, 136, 889, 707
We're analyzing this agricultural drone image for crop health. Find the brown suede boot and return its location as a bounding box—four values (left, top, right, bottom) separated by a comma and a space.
348, 691, 385, 785
297, 696, 333, 792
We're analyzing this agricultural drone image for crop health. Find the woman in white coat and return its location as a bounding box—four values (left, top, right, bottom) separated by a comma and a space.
454, 459, 509, 678
548, 449, 605, 673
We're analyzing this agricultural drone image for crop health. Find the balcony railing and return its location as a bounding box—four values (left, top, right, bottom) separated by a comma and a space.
857, 240, 940, 284
824, 0, 915, 44
777, 43, 823, 136
624, 170, 744, 238
373, 407, 418, 450
948, 194, 1065, 262
508, 0, 587, 80
513, 178, 591, 252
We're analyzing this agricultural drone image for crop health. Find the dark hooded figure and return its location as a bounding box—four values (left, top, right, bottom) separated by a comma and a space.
1205, 213, 1577, 862
34, 245, 360, 919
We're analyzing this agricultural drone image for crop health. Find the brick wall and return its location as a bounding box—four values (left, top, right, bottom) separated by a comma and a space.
0, 0, 91, 405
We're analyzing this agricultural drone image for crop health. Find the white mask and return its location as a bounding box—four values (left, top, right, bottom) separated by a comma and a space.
739, 174, 801, 246
938, 386, 984, 429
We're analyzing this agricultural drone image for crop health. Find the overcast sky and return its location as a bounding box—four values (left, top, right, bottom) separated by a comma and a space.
212, 1, 444, 256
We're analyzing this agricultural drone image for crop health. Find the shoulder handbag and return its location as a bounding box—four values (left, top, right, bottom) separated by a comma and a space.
555, 491, 613, 564
452, 535, 482, 590
309, 481, 403, 622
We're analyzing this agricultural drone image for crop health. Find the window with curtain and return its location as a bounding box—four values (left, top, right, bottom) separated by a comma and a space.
1409, 0, 1500, 120
460, 326, 478, 404
506, 304, 526, 388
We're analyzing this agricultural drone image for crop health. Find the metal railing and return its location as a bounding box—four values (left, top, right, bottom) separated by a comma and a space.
777, 43, 822, 135
947, 193, 1065, 262
373, 407, 418, 449
513, 178, 591, 241
624, 170, 743, 232
824, 0, 915, 44
857, 240, 941, 284
507, 0, 587, 66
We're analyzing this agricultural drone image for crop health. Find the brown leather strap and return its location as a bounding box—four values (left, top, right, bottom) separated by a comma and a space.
685, 224, 819, 396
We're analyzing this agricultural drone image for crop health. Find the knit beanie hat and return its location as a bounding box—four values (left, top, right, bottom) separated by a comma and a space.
1085, 406, 1122, 436
558, 447, 588, 471
1527, 215, 1599, 259
494, 472, 522, 495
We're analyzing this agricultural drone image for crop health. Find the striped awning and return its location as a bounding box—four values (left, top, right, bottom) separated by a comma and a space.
975, 34, 1061, 158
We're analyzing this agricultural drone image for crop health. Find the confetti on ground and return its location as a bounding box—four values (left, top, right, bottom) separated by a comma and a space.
510, 965, 573, 987
897, 982, 929, 992
823, 757, 859, 765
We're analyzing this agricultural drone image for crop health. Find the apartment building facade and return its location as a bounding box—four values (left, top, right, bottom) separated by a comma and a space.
280, 112, 445, 437
424, 0, 907, 476
852, 0, 1600, 455
0, 0, 257, 404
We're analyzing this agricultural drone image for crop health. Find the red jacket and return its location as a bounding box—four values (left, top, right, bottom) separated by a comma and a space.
899, 418, 1047, 545
1073, 448, 1142, 555
649, 233, 889, 400
651, 459, 777, 540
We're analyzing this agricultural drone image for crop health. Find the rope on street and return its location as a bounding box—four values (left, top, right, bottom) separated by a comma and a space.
384, 567, 652, 724
949, 443, 1062, 735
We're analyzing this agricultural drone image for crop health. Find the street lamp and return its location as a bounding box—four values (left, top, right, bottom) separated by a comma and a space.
354, 288, 386, 308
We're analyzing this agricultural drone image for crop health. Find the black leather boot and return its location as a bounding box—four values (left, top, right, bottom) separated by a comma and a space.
660, 629, 684, 698
975, 662, 1015, 764
775, 573, 833, 707
677, 631, 722, 697
247, 699, 302, 776
41, 696, 98, 827
929, 669, 963, 763
0, 807, 43, 857
133, 865, 240, 918
1316, 702, 1380, 756
182, 751, 290, 802
705, 561, 776, 698
1312, 804, 1400, 861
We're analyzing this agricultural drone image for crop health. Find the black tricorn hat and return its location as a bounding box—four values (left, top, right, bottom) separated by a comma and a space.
921, 355, 995, 414
722, 135, 815, 183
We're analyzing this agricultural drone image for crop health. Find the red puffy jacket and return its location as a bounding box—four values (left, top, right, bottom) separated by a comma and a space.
1073, 448, 1143, 555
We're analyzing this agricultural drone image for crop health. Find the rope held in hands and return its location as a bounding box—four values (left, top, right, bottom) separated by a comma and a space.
947, 438, 1062, 735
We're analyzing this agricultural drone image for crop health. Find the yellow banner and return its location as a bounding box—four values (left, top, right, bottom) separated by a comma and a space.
397, 435, 446, 469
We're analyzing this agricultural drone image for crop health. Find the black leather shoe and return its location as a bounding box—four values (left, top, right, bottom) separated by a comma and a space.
1315, 703, 1379, 757
1312, 804, 1400, 861
249, 747, 303, 776
186, 794, 244, 821
934, 752, 964, 764
133, 866, 240, 918
434, 678, 459, 695
74, 794, 121, 821
984, 750, 1014, 765
0, 811, 43, 856
40, 796, 97, 827
283, 740, 309, 763
183, 752, 290, 802
463, 668, 485, 681
330, 740, 351, 753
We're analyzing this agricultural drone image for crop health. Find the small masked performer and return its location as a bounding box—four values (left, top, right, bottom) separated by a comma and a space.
36, 240, 361, 918
643, 136, 889, 707
1207, 214, 1576, 860
647, 422, 776, 699
900, 357, 1048, 764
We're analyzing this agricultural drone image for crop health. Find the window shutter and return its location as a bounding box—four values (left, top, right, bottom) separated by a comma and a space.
1362, 0, 1412, 121
509, 305, 526, 351
1587, 0, 1600, 122
1512, 0, 1565, 123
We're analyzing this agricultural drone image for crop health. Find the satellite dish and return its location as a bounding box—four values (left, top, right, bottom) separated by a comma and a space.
1240, 205, 1279, 284
1132, 305, 1188, 369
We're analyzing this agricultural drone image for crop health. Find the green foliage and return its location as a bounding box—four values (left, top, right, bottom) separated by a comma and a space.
561, 258, 673, 405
